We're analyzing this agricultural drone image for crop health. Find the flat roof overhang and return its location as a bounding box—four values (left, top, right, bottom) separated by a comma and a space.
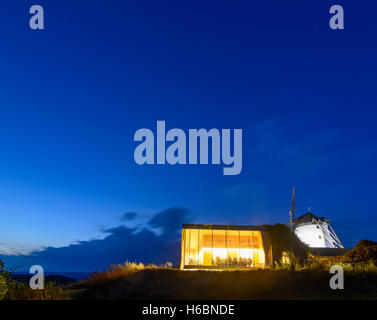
182, 224, 268, 231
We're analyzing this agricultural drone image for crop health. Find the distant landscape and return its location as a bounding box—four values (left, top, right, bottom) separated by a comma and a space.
1, 239, 376, 300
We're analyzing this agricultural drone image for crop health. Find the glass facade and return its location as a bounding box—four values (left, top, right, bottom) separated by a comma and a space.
181, 227, 266, 268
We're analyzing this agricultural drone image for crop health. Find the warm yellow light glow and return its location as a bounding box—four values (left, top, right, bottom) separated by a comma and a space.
212, 248, 227, 259
198, 247, 265, 266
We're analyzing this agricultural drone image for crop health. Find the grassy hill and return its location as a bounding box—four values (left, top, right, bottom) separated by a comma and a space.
68, 259, 377, 300
71, 267, 377, 300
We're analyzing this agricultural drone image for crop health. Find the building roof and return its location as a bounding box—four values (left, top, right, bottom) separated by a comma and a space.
294, 211, 326, 225
182, 224, 268, 231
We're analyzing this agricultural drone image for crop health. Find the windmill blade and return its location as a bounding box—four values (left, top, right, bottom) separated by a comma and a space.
292, 186, 295, 220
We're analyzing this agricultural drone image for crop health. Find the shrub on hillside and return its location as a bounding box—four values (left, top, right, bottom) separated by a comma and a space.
266, 224, 309, 266
85, 261, 173, 288
0, 260, 68, 300
343, 240, 377, 263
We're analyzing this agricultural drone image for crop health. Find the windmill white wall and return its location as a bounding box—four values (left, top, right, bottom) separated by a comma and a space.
295, 224, 328, 247
294, 212, 344, 248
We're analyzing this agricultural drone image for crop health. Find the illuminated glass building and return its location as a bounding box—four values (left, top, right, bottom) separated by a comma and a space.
180, 224, 273, 270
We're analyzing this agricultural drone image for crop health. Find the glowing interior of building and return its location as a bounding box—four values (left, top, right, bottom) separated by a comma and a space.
180, 224, 272, 269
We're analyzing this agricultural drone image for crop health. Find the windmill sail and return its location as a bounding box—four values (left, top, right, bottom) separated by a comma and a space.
291, 186, 295, 221
289, 187, 295, 232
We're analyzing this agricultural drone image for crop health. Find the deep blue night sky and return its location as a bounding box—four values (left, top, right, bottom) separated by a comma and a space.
1, 1, 376, 271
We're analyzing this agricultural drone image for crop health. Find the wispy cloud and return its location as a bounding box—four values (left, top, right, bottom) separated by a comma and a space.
0, 207, 192, 272
120, 211, 138, 221
0, 243, 44, 256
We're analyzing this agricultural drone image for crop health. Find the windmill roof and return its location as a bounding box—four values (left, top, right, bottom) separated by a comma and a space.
294, 211, 326, 225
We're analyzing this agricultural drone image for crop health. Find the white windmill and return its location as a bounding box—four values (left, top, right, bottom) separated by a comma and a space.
294, 208, 344, 248
289, 188, 343, 249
